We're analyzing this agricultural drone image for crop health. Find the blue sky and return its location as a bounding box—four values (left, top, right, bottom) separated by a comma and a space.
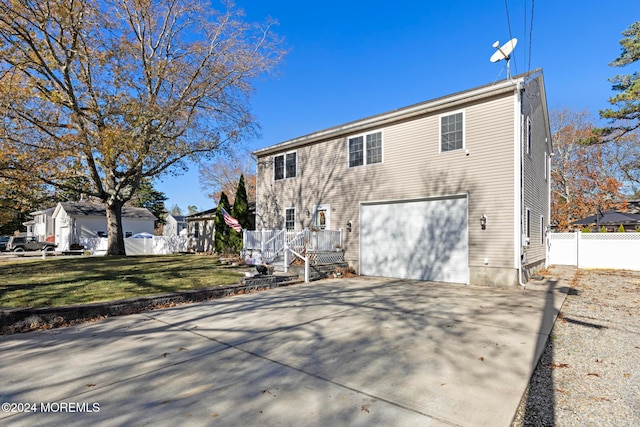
156, 0, 639, 212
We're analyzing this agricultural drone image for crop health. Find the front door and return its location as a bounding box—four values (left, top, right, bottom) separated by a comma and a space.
314, 205, 330, 230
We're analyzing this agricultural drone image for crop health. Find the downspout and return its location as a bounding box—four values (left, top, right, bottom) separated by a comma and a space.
546, 147, 552, 268
516, 80, 527, 288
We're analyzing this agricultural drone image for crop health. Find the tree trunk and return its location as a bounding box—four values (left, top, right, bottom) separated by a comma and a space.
106, 201, 126, 255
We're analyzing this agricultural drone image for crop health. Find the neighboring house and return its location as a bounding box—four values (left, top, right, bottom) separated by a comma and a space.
52, 202, 156, 251
572, 210, 640, 232
254, 69, 552, 287
22, 219, 35, 237
24, 208, 55, 241
187, 203, 257, 253
186, 208, 217, 253
164, 214, 188, 236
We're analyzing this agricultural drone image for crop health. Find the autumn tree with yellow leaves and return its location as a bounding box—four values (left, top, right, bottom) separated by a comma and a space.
0, 0, 284, 254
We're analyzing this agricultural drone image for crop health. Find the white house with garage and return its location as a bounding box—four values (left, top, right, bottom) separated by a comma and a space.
52, 202, 156, 251
252, 69, 552, 287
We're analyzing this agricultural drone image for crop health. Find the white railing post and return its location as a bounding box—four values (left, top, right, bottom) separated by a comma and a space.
304, 254, 310, 283
261, 229, 265, 255
314, 231, 318, 252
283, 240, 289, 273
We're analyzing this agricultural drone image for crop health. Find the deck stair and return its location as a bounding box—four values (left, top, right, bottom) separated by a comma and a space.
243, 228, 346, 282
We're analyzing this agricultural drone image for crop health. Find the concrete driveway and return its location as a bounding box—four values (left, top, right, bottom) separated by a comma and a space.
0, 270, 572, 426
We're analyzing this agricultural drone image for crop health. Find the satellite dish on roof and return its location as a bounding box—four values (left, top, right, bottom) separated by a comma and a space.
490, 38, 517, 79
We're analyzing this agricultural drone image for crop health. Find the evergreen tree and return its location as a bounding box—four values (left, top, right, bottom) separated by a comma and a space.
128, 179, 168, 227
229, 175, 251, 251
169, 205, 183, 216
214, 192, 232, 253
597, 21, 640, 138
55, 175, 93, 202
588, 22, 640, 190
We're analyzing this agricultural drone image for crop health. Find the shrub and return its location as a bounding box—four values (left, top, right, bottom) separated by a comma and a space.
214, 192, 232, 253
229, 174, 250, 253
618, 224, 625, 232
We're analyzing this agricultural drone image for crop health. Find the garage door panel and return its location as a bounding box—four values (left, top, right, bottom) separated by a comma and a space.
360, 197, 469, 283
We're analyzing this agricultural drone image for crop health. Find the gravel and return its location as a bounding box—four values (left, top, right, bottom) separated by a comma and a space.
513, 268, 640, 426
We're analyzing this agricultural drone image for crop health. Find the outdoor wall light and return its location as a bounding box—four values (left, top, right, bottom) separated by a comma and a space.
480, 214, 487, 230
346, 221, 352, 232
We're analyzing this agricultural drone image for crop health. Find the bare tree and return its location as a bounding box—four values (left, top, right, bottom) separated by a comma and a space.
0, 0, 285, 254
199, 150, 256, 204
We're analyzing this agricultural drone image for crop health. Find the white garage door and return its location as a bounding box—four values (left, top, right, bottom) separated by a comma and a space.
360, 196, 469, 284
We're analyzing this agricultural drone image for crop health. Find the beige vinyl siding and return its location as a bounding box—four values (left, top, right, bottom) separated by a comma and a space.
521, 76, 551, 267
256, 91, 518, 271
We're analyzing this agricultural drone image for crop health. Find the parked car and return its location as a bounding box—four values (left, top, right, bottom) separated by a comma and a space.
6, 236, 56, 254
130, 232, 154, 239
0, 235, 9, 251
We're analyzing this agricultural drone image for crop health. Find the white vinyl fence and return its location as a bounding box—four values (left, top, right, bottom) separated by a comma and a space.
548, 232, 640, 270
80, 236, 189, 256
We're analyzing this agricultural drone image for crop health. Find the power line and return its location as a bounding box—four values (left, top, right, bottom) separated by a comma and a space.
528, 0, 535, 73
523, 0, 527, 72
504, 0, 518, 75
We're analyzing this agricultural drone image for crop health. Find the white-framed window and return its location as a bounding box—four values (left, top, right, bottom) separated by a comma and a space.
440, 111, 465, 152
526, 117, 532, 155
285, 208, 296, 230
348, 131, 383, 167
274, 151, 297, 180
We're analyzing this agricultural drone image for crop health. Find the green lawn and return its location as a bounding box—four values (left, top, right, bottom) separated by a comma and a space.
0, 255, 247, 308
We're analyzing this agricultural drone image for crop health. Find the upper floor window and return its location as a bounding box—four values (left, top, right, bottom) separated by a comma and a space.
440, 111, 464, 152
274, 151, 297, 180
349, 131, 382, 167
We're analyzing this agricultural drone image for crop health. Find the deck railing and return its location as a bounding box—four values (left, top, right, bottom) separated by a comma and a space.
243, 228, 342, 263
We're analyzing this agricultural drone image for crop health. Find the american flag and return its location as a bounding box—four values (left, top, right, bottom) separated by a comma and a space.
221, 207, 242, 232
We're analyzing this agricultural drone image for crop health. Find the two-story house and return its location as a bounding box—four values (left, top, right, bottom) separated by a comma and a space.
254, 69, 552, 287
25, 208, 55, 242
163, 214, 188, 236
